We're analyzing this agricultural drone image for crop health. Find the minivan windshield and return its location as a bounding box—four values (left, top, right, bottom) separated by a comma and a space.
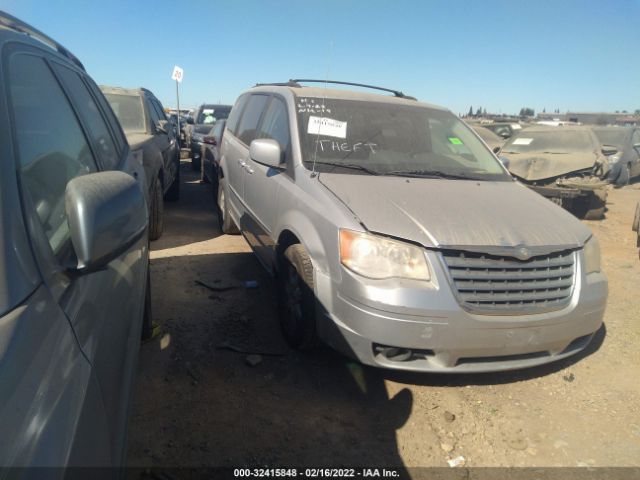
502, 130, 594, 154
103, 93, 145, 133
197, 106, 231, 125
296, 97, 509, 181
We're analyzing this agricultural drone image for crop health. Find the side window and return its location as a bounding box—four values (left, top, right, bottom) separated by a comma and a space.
226, 94, 249, 135
9, 54, 98, 258
151, 99, 167, 121
147, 97, 161, 127
257, 97, 290, 152
212, 121, 224, 142
53, 64, 121, 169
235, 95, 269, 145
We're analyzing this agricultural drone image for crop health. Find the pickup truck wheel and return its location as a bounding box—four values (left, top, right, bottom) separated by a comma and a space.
614, 163, 631, 188
632, 202, 640, 232
149, 177, 164, 240
165, 159, 180, 202
279, 244, 319, 350
216, 179, 239, 234
582, 189, 607, 220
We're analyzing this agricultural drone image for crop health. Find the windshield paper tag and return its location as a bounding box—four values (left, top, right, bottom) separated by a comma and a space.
308, 116, 347, 139
202, 109, 214, 114
448, 137, 463, 145
512, 138, 533, 145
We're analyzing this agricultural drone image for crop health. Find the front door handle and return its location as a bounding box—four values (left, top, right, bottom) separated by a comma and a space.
246, 166, 254, 174
238, 159, 246, 168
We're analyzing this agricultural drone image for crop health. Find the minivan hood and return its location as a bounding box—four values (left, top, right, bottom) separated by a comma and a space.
319, 174, 591, 254
504, 150, 598, 181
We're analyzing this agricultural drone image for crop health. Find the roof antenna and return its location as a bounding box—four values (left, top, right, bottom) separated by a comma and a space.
310, 40, 333, 178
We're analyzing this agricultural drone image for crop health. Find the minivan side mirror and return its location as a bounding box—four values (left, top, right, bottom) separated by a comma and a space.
186, 117, 194, 125
65, 171, 147, 273
498, 156, 510, 169
250, 139, 283, 168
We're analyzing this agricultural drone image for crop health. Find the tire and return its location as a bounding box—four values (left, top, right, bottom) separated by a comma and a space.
165, 158, 180, 202
582, 188, 607, 220
149, 177, 164, 240
279, 244, 319, 350
140, 268, 153, 340
632, 202, 640, 232
191, 156, 201, 171
216, 179, 239, 234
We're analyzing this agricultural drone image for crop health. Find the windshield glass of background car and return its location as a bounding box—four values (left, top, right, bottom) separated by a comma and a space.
197, 107, 231, 125
103, 93, 145, 133
592, 129, 627, 148
295, 97, 508, 180
503, 130, 593, 153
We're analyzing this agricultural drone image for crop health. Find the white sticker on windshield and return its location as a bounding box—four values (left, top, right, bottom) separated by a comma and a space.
307, 116, 347, 139
202, 109, 215, 114
512, 137, 533, 145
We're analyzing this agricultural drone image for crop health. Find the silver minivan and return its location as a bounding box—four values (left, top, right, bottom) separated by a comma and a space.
217, 80, 608, 373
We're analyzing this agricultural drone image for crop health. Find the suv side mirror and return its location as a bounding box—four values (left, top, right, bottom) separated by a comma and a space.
65, 171, 147, 273
250, 139, 283, 168
601, 145, 618, 157
155, 119, 168, 134
187, 117, 194, 125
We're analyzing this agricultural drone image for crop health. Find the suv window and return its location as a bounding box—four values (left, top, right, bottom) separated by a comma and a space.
226, 95, 248, 135
9, 54, 98, 258
53, 64, 121, 169
235, 95, 269, 145
147, 96, 162, 128
86, 80, 126, 153
257, 97, 290, 152
150, 98, 167, 122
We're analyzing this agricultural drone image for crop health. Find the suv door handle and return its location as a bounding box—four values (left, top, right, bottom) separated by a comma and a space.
246, 165, 254, 174
238, 159, 246, 168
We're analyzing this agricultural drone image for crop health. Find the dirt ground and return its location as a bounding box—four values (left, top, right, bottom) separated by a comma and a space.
126, 160, 640, 473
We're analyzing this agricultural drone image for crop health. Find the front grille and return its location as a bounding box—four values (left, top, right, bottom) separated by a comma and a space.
441, 249, 576, 315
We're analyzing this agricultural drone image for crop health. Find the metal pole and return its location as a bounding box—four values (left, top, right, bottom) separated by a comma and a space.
175, 79, 181, 148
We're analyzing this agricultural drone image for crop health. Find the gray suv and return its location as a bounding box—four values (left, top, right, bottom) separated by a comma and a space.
0, 12, 150, 469
217, 80, 608, 373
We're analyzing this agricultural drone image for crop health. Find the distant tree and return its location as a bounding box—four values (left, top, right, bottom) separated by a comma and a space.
468, 106, 473, 117
519, 107, 535, 117
615, 110, 620, 113
482, 108, 487, 116
476, 106, 482, 117
635, 109, 640, 116
543, 108, 546, 113
622, 110, 628, 114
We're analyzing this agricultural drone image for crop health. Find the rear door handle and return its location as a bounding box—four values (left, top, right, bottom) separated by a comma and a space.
246, 166, 254, 174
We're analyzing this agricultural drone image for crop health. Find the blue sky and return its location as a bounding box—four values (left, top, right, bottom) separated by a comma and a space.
3, 0, 639, 115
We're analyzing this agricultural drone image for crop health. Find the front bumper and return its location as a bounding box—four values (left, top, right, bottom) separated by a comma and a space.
315, 250, 607, 373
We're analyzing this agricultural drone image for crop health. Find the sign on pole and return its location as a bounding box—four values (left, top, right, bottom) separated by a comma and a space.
171, 65, 184, 83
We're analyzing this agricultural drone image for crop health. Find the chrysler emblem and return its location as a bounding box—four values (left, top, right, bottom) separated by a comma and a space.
514, 246, 531, 260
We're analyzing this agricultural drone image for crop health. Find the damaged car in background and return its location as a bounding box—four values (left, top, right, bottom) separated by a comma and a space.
499, 126, 611, 219
591, 126, 640, 187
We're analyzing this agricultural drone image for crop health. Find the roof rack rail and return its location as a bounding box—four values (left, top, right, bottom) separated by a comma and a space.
254, 81, 302, 88
0, 10, 85, 71
290, 79, 416, 100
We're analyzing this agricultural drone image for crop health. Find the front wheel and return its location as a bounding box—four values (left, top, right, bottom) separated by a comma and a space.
278, 244, 319, 350
216, 179, 239, 234
581, 189, 607, 220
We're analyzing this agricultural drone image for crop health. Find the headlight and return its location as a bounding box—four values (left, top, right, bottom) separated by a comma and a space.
339, 229, 430, 281
583, 235, 601, 274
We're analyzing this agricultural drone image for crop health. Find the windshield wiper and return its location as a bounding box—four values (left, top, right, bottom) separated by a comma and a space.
313, 161, 381, 175
501, 150, 520, 154
541, 151, 568, 154
384, 169, 475, 180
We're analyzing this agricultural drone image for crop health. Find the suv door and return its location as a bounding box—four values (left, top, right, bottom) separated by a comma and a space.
222, 94, 269, 222
148, 96, 175, 192
7, 50, 147, 466
244, 96, 291, 267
